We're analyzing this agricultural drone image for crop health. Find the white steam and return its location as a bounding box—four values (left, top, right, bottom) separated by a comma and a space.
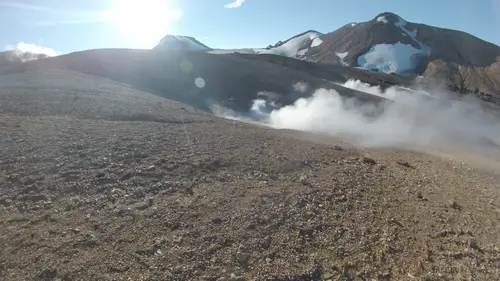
4, 42, 57, 62
214, 80, 500, 151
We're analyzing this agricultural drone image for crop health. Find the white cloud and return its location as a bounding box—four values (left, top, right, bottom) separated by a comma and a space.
4, 42, 57, 62
224, 0, 245, 8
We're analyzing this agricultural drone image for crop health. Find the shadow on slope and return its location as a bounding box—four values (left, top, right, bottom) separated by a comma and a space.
0, 49, 390, 112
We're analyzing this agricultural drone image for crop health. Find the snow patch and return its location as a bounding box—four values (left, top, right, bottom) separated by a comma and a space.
336, 52, 348, 60
395, 18, 421, 47
377, 16, 388, 23
336, 52, 349, 66
257, 31, 323, 58
209, 48, 257, 55
394, 17, 408, 27
311, 37, 323, 47
351, 23, 357, 27
357, 16, 431, 73
209, 33, 322, 57
297, 48, 308, 57
357, 43, 427, 73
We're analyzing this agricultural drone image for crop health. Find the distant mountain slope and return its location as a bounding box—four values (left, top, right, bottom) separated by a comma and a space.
0, 49, 387, 113
154, 35, 211, 52
208, 31, 324, 60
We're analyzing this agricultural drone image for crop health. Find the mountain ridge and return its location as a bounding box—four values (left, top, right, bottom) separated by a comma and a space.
167, 12, 500, 96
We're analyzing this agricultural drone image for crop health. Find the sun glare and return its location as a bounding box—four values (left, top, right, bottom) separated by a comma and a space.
110, 0, 182, 47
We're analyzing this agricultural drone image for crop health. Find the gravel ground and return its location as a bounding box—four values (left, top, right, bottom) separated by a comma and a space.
1, 71, 500, 281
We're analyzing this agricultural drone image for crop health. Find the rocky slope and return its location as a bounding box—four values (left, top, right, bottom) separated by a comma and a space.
1, 70, 500, 280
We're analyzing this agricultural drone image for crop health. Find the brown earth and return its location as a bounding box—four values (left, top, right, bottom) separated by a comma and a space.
1, 70, 500, 281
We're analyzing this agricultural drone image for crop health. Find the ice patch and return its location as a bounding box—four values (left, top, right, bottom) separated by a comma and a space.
377, 16, 388, 23
357, 43, 427, 73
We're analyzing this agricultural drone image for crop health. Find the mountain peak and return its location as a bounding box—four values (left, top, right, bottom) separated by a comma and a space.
154, 35, 211, 52
374, 12, 405, 24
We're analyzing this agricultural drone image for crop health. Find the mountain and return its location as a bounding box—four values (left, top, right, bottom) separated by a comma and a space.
304, 12, 500, 95
203, 12, 500, 97
154, 35, 211, 52
265, 13, 500, 95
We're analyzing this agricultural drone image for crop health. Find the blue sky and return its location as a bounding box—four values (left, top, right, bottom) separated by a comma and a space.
1, 0, 499, 55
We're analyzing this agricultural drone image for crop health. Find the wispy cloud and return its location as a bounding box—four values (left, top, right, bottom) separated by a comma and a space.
28, 17, 108, 26
1, 1, 182, 26
1, 1, 108, 25
224, 0, 245, 8
0, 1, 95, 14
0, 1, 59, 12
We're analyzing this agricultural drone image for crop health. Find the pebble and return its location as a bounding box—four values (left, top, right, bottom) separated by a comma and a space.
299, 175, 308, 185
468, 238, 478, 249
396, 160, 412, 168
362, 157, 376, 165
448, 199, 460, 210
416, 191, 423, 199
236, 251, 251, 264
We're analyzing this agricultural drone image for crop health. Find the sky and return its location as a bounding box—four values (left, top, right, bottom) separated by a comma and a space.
1, 0, 499, 55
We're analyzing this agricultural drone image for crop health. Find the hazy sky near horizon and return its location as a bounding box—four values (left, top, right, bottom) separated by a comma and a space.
1, 0, 499, 55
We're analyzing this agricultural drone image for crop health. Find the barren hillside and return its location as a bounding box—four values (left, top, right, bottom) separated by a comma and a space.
1, 70, 500, 281
0, 49, 389, 112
